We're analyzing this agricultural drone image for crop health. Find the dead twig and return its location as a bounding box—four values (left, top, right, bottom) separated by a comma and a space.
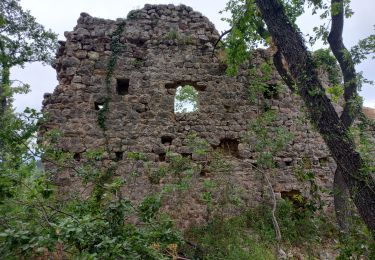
212, 28, 233, 57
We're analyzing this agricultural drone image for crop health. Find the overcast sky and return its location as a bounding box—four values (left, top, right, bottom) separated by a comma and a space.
11, 0, 375, 111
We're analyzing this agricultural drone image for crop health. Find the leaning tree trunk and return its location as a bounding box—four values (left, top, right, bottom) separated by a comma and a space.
327, 0, 360, 233
0, 63, 10, 161
0, 64, 9, 116
334, 168, 351, 233
256, 0, 375, 237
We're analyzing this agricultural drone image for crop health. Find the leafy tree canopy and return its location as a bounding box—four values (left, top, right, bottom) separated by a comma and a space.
222, 0, 374, 75
0, 0, 58, 114
0, 0, 57, 67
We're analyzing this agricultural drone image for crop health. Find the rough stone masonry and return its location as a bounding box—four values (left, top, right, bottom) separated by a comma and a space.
41, 4, 369, 228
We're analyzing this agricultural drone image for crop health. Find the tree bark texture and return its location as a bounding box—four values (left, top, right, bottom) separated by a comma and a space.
334, 168, 351, 233
328, 0, 360, 129
0, 65, 9, 115
328, 0, 360, 232
256, 0, 375, 237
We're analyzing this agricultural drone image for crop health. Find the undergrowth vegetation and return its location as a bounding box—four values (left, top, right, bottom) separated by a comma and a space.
182, 200, 374, 259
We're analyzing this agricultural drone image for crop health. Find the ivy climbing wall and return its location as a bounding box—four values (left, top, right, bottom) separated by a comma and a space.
41, 4, 340, 228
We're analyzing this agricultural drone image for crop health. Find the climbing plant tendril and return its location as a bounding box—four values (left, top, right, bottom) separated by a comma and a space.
98, 21, 127, 131
93, 21, 127, 201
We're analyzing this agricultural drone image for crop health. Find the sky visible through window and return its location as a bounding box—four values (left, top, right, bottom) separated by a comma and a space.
174, 85, 198, 113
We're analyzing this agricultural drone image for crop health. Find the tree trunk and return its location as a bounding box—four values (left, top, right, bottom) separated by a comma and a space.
334, 169, 350, 233
0, 64, 10, 160
0, 63, 10, 115
256, 0, 375, 237
327, 0, 359, 233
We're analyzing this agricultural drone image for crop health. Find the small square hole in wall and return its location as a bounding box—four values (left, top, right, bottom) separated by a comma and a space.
319, 157, 329, 166
95, 101, 105, 111
214, 138, 240, 158
115, 151, 124, 162
116, 78, 129, 95
161, 135, 173, 145
73, 153, 81, 161
159, 153, 166, 162
181, 153, 192, 159
285, 160, 293, 167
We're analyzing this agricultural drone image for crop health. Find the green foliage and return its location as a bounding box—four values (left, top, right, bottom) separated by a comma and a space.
184, 213, 275, 260
163, 30, 194, 45
247, 61, 283, 104
0, 189, 182, 259
187, 131, 210, 156
97, 99, 109, 130
351, 32, 375, 64
294, 165, 323, 212
174, 85, 199, 113
273, 200, 333, 245
0, 0, 57, 67
0, 108, 42, 200
167, 153, 195, 176
164, 29, 179, 40
221, 0, 266, 75
97, 21, 126, 130
127, 151, 147, 161
184, 199, 335, 259
313, 48, 342, 85
221, 0, 307, 75
138, 195, 162, 222
348, 120, 375, 182
146, 164, 168, 184
336, 213, 375, 259
0, 106, 182, 259
0, 0, 57, 124
106, 21, 126, 85
244, 110, 293, 169
206, 150, 232, 174
326, 84, 344, 103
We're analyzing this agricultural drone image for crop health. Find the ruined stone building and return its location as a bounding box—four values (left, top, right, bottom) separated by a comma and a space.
41, 4, 374, 227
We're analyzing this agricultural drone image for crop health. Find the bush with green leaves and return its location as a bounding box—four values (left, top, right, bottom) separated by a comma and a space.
182, 199, 335, 259
0, 110, 183, 259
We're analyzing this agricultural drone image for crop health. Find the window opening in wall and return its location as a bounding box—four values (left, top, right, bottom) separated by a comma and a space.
174, 85, 199, 113
285, 160, 293, 167
115, 151, 124, 162
181, 153, 192, 159
214, 138, 240, 158
95, 101, 105, 111
116, 78, 129, 95
319, 157, 329, 166
281, 190, 305, 208
73, 153, 81, 161
161, 135, 173, 145
159, 153, 166, 162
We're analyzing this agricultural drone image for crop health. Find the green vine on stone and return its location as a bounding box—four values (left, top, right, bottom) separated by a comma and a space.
94, 21, 127, 198
97, 99, 109, 130
97, 21, 126, 131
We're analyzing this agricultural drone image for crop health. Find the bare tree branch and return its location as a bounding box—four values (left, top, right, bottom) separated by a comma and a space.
253, 166, 282, 256
213, 28, 232, 50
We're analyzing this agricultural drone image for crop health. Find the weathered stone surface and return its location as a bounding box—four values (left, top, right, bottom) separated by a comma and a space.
41, 4, 374, 228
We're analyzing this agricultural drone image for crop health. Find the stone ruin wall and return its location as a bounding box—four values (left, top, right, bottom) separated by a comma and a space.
41, 4, 339, 228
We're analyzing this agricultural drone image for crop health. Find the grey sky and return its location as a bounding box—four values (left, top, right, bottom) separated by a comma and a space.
12, 0, 374, 111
